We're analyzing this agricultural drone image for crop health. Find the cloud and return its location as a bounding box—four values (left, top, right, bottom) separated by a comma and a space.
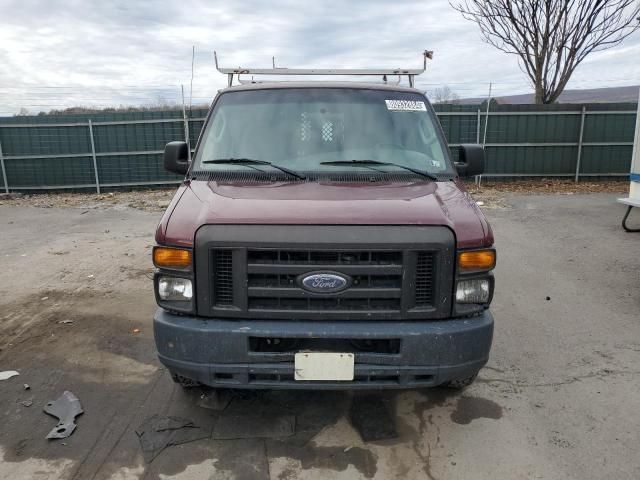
0, 0, 638, 115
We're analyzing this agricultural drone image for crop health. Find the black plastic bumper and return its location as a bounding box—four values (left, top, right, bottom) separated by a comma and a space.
153, 308, 494, 390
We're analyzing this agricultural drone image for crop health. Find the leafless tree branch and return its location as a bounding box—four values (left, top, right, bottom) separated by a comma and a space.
451, 0, 640, 103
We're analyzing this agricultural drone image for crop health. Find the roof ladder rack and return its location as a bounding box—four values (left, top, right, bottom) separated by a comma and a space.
214, 51, 433, 88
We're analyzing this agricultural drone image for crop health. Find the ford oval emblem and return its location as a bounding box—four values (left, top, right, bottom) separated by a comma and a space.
299, 272, 351, 294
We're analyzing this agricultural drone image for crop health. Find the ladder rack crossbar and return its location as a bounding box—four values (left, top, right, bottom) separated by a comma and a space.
214, 51, 433, 87
216, 67, 427, 75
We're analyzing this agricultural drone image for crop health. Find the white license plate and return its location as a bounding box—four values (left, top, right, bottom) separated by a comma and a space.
294, 352, 354, 381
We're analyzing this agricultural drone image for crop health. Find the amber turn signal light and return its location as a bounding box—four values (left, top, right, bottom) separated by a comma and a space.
458, 249, 496, 271
153, 247, 192, 269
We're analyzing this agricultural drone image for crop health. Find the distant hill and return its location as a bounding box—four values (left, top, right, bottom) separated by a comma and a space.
456, 85, 639, 104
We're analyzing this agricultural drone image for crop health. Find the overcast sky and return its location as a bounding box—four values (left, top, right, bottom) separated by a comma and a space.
1, 0, 639, 115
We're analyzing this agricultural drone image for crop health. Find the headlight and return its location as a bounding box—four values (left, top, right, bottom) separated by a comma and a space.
456, 279, 490, 304
158, 277, 193, 301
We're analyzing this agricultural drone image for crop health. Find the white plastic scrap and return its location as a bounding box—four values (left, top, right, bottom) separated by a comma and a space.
0, 371, 19, 381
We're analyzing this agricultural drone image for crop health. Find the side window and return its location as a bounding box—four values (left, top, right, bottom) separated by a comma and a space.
199, 110, 227, 161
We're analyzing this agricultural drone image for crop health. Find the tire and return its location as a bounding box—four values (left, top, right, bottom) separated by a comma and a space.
441, 372, 478, 390
170, 372, 200, 388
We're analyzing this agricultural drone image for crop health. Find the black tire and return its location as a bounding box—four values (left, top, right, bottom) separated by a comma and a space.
441, 373, 478, 389
171, 372, 200, 388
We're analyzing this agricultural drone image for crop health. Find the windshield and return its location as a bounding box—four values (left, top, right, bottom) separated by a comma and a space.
194, 88, 452, 175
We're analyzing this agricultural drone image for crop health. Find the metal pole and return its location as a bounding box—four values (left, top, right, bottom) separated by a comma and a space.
476, 109, 481, 143
181, 85, 191, 162
189, 45, 195, 116
482, 82, 492, 147
0, 140, 8, 193
574, 106, 586, 182
479, 83, 492, 187
88, 120, 100, 194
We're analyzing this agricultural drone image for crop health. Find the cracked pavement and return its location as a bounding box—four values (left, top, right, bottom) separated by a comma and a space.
0, 192, 639, 479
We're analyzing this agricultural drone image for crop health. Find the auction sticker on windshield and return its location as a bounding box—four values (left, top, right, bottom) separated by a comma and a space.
385, 99, 427, 111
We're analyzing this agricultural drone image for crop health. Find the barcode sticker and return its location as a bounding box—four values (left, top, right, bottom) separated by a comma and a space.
385, 100, 427, 111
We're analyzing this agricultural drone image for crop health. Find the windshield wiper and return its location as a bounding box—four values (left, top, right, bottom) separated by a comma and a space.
320, 160, 438, 181
202, 158, 306, 180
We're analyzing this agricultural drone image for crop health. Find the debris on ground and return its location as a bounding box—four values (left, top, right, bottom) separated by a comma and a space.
57, 320, 74, 325
349, 395, 397, 442
136, 415, 210, 463
19, 398, 33, 407
196, 389, 233, 411
466, 179, 628, 195
132, 328, 140, 334
0, 180, 629, 213
0, 371, 19, 381
43, 391, 84, 439
23, 384, 30, 390
211, 413, 295, 440
0, 192, 23, 200
0, 189, 176, 212
465, 179, 628, 210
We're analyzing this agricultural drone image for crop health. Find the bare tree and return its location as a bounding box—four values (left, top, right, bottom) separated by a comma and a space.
431, 85, 461, 104
451, 1, 640, 103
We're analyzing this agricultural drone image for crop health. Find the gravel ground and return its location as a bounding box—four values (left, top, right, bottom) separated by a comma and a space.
466, 179, 628, 209
0, 192, 638, 479
0, 179, 629, 213
0, 189, 176, 212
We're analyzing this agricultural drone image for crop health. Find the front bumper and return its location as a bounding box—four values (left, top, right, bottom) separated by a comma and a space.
153, 308, 494, 389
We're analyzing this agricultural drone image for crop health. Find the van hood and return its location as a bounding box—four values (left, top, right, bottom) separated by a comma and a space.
156, 179, 493, 249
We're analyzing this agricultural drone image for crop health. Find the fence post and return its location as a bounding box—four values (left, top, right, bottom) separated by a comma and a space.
88, 120, 100, 193
0, 140, 8, 194
574, 106, 586, 182
478, 83, 492, 187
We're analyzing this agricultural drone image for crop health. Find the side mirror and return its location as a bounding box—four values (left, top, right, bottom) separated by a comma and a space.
455, 144, 485, 177
164, 141, 189, 175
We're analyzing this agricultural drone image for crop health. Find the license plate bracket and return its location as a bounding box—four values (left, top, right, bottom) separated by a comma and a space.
294, 352, 354, 381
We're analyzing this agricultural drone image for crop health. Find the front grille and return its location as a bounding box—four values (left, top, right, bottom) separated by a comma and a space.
213, 250, 234, 306
195, 225, 455, 321
415, 252, 435, 307
246, 249, 403, 313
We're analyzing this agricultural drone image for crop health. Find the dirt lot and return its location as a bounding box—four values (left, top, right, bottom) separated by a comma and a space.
1, 188, 639, 479
0, 179, 628, 212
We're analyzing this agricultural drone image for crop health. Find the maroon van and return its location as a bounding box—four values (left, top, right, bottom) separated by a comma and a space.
152, 66, 496, 390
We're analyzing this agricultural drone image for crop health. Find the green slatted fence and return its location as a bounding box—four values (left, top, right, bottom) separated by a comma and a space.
0, 103, 636, 192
